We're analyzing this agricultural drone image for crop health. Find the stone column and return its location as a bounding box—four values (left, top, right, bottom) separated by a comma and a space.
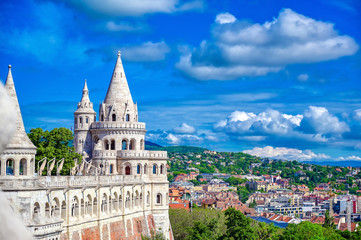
14, 158, 19, 177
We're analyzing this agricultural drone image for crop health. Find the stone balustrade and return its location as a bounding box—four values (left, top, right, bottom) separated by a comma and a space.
91, 122, 146, 130
116, 150, 168, 160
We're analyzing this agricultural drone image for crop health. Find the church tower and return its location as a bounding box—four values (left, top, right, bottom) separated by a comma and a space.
0, 65, 37, 177
74, 80, 96, 159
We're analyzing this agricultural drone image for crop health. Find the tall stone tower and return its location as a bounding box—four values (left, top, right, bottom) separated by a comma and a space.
74, 80, 96, 159
0, 65, 37, 177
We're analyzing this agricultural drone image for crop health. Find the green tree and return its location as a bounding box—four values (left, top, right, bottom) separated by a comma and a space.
280, 221, 324, 240
221, 208, 256, 240
28, 128, 82, 175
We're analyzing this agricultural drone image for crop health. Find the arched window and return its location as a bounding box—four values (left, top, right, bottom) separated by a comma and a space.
86, 117, 89, 123
126, 114, 130, 122
110, 164, 113, 174
93, 198, 98, 216
61, 201, 66, 220
104, 140, 109, 150
33, 202, 40, 220
6, 159, 14, 175
79, 117, 83, 124
20, 159, 27, 175
125, 166, 131, 175
101, 194, 107, 213
111, 140, 115, 150
122, 140, 127, 150
153, 164, 157, 175
100, 114, 104, 121
160, 165, 164, 175
130, 139, 135, 150
157, 194, 162, 204
137, 164, 141, 174
112, 114, 116, 121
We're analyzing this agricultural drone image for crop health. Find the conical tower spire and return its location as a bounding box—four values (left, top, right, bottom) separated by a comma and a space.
75, 79, 95, 114
4, 65, 36, 150
104, 51, 133, 104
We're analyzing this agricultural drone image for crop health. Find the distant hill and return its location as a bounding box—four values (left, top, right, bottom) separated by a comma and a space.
145, 141, 208, 153
301, 160, 361, 168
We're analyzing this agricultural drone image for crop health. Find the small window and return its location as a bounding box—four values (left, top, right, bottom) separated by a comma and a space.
112, 114, 116, 121
125, 166, 131, 175
160, 165, 164, 174
110, 164, 113, 174
157, 194, 162, 204
153, 165, 157, 174
86, 117, 89, 123
137, 165, 141, 174
101, 114, 104, 121
111, 140, 115, 150
79, 117, 83, 124
126, 114, 130, 122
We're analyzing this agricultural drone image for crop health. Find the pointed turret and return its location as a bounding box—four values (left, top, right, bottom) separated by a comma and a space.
75, 79, 96, 114
99, 51, 138, 122
4, 65, 36, 150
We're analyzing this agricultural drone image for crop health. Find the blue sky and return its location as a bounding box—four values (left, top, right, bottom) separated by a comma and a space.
1, 0, 361, 162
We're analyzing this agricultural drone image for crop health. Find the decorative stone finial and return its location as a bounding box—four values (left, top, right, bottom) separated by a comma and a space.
8, 65, 11, 69
118, 50, 121, 57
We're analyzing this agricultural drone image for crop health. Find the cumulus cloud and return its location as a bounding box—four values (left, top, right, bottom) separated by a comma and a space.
353, 109, 361, 121
173, 123, 196, 134
177, 8, 359, 80
301, 106, 350, 135
215, 12, 236, 24
123, 41, 170, 62
243, 146, 330, 161
106, 21, 145, 32
63, 0, 203, 17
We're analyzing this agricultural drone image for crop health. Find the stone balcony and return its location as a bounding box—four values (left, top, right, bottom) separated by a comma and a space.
92, 150, 168, 160
90, 121, 146, 131
28, 220, 63, 238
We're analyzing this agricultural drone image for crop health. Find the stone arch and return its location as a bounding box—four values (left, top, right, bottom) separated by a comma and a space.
19, 158, 27, 175
79, 116, 83, 124
104, 139, 110, 150
146, 191, 150, 205
112, 113, 116, 121
135, 190, 140, 207
45, 202, 50, 218
51, 197, 60, 217
61, 201, 66, 220
130, 139, 136, 150
33, 202, 40, 220
113, 192, 118, 212
110, 139, 116, 150
6, 159, 14, 176
93, 197, 98, 216
156, 193, 162, 205
137, 164, 141, 174
101, 193, 108, 213
86, 194, 92, 215
122, 139, 128, 150
81, 198, 85, 216
124, 162, 132, 175
71, 196, 79, 217
153, 164, 158, 175
126, 192, 131, 208
160, 164, 165, 175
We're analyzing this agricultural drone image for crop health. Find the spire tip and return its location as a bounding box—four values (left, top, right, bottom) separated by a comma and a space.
8, 65, 11, 69
118, 50, 121, 57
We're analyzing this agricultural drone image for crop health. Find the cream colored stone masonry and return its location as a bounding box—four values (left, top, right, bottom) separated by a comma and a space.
0, 52, 172, 240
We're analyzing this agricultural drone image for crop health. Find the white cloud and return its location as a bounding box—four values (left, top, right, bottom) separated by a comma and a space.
302, 106, 350, 134
123, 41, 170, 62
353, 109, 361, 121
177, 8, 359, 80
297, 73, 309, 82
173, 123, 196, 134
337, 155, 361, 161
243, 146, 330, 161
64, 0, 202, 16
106, 21, 144, 32
215, 12, 236, 24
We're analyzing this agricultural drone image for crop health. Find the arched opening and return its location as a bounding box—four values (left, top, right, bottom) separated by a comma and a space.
146, 192, 150, 205
100, 114, 104, 121
113, 192, 118, 212
130, 139, 136, 150
93, 198, 98, 216
140, 139, 144, 150
86, 117, 89, 124
101, 194, 107, 213
157, 194, 162, 205
144, 164, 147, 174
110, 164, 114, 174
126, 114, 130, 122
79, 117, 83, 124
52, 198, 60, 217
119, 194, 123, 212
122, 140, 127, 150
61, 201, 66, 220
6, 159, 14, 175
140, 193, 143, 207
135, 191, 140, 207
160, 164, 164, 175
19, 158, 27, 175
111, 140, 115, 150
109, 195, 112, 213
71, 196, 79, 217
153, 164, 157, 175
45, 202, 50, 218
104, 139, 109, 150
81, 199, 85, 216
87, 195, 92, 215
137, 164, 141, 174
33, 202, 40, 220
126, 192, 130, 208
112, 114, 116, 121
125, 166, 131, 175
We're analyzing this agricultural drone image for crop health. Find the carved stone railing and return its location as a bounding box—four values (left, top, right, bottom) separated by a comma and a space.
117, 150, 168, 160
91, 122, 146, 130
